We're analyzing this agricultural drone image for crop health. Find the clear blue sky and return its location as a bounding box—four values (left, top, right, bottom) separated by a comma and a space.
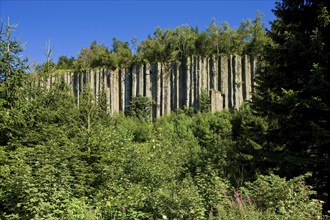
1, 0, 276, 66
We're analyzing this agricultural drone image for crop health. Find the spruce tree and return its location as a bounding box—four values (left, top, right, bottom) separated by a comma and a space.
252, 0, 330, 209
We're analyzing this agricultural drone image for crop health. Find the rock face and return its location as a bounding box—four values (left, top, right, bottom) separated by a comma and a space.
60, 55, 256, 117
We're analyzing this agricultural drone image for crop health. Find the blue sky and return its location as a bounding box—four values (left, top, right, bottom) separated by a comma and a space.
1, 0, 276, 66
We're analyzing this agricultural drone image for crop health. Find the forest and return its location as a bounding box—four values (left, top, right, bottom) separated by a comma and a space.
0, 0, 329, 219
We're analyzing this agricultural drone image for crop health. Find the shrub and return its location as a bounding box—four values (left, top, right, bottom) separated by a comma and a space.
242, 173, 323, 219
126, 95, 155, 121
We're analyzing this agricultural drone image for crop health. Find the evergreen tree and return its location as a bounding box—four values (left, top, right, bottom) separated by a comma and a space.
252, 0, 330, 209
0, 19, 28, 80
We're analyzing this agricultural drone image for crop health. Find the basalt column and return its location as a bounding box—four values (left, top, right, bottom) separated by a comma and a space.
251, 56, 257, 93
114, 69, 120, 113
242, 55, 252, 100
145, 63, 152, 98
119, 68, 125, 111
186, 57, 192, 108
196, 56, 202, 103
89, 70, 95, 102
137, 65, 144, 96
170, 62, 177, 111
110, 69, 120, 115
160, 64, 165, 115
124, 67, 132, 110
163, 63, 171, 114
151, 63, 161, 118
73, 72, 80, 105
228, 55, 235, 108
192, 56, 198, 108
157, 63, 161, 117
201, 57, 208, 92
233, 55, 243, 109
131, 64, 137, 97
174, 62, 180, 110
210, 90, 222, 112
220, 56, 229, 109
60, 55, 256, 116
104, 69, 111, 113
209, 57, 217, 91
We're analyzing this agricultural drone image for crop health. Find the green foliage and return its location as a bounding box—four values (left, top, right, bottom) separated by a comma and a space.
112, 37, 133, 67
243, 173, 323, 219
192, 111, 234, 176
252, 0, 330, 209
198, 90, 211, 113
56, 55, 75, 70
34, 60, 57, 76
52, 14, 269, 71
0, 19, 28, 79
229, 103, 268, 185
1, 12, 327, 219
245, 11, 270, 56
126, 95, 155, 121
137, 14, 268, 63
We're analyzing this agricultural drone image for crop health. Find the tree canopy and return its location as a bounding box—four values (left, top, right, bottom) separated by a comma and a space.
252, 0, 330, 210
54, 14, 269, 71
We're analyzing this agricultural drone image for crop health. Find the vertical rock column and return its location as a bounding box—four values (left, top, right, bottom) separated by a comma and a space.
169, 62, 176, 111
95, 70, 100, 104
251, 56, 257, 93
204, 57, 208, 92
199, 57, 204, 94
220, 56, 228, 109
160, 64, 165, 115
145, 63, 152, 98
137, 65, 144, 96
192, 56, 198, 108
90, 70, 95, 103
153, 63, 161, 117
104, 69, 110, 113
63, 72, 68, 85
131, 64, 137, 97
163, 64, 171, 114
119, 68, 125, 111
196, 56, 202, 105
210, 90, 222, 112
233, 55, 243, 109
202, 57, 208, 92
175, 62, 180, 110
73, 72, 78, 104
79, 72, 84, 104
110, 69, 119, 115
144, 63, 153, 119
114, 69, 120, 113
150, 64, 156, 118
125, 67, 132, 110
69, 72, 73, 87
100, 69, 108, 113
228, 56, 235, 108
66, 72, 71, 88
242, 55, 252, 100
188, 57, 194, 108
186, 57, 191, 108
210, 56, 217, 91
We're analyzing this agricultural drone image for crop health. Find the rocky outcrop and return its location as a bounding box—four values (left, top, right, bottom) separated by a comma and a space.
59, 55, 256, 117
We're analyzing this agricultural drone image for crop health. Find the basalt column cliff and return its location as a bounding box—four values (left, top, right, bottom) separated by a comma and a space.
60, 55, 256, 117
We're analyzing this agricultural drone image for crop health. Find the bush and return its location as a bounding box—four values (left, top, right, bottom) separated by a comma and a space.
126, 95, 155, 121
242, 173, 323, 219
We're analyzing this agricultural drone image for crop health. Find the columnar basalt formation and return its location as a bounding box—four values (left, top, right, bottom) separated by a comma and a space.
59, 55, 256, 117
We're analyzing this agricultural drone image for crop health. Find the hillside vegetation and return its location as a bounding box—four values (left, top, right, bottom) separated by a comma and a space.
1, 1, 330, 219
